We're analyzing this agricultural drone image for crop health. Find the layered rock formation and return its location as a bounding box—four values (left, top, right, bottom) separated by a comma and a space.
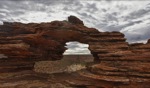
0, 16, 150, 87
86, 37, 150, 87
0, 16, 99, 72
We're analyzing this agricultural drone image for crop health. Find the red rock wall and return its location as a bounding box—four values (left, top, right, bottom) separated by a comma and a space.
0, 16, 150, 87
0, 16, 99, 72
0, 16, 149, 81
85, 26, 150, 87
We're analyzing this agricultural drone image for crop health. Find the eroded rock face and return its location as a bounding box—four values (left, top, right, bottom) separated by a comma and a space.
0, 16, 150, 87
0, 17, 99, 72
86, 41, 150, 87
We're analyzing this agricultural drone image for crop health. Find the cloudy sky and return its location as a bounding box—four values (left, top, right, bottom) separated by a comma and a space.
0, 0, 150, 54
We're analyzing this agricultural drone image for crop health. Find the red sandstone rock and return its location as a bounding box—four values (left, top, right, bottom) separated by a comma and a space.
148, 39, 150, 43
68, 15, 84, 25
0, 16, 150, 87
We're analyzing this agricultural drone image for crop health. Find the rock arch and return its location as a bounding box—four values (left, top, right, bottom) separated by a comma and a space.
0, 16, 150, 87
0, 16, 149, 81
0, 16, 126, 72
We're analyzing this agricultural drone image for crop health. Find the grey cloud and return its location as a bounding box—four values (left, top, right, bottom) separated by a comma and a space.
63, 1, 82, 12
121, 19, 150, 43
124, 4, 150, 21
0, 0, 53, 23
96, 20, 143, 32
33, 0, 66, 5
78, 12, 97, 21
101, 8, 107, 12
65, 43, 79, 49
0, 14, 5, 18
65, 42, 89, 49
0, 0, 51, 14
86, 3, 98, 13
64, 42, 90, 55
95, 2, 150, 38
125, 34, 150, 43
104, 13, 118, 22
117, 5, 127, 11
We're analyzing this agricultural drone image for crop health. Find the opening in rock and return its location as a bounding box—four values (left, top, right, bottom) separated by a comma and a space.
34, 42, 93, 74
64, 41, 91, 55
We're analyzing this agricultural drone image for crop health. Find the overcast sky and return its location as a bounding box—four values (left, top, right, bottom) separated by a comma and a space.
0, 0, 150, 54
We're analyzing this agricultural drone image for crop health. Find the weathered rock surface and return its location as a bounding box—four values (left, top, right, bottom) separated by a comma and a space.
0, 16, 98, 72
87, 33, 150, 88
0, 16, 150, 88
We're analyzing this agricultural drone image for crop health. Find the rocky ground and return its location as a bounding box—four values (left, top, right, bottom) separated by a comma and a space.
0, 55, 95, 88
34, 55, 93, 74
1, 69, 149, 88
0, 70, 112, 88
0, 59, 150, 88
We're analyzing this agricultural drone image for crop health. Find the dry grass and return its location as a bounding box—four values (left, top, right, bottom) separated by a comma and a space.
34, 55, 93, 74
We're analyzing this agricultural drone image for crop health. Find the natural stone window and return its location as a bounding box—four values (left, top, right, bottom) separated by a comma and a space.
63, 41, 91, 55
34, 42, 93, 74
